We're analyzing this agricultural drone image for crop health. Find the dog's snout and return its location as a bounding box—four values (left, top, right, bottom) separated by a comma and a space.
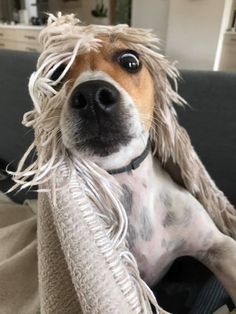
70, 80, 120, 113
67, 78, 132, 156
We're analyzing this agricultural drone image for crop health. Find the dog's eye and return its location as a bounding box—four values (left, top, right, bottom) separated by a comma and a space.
50, 63, 67, 81
117, 50, 141, 73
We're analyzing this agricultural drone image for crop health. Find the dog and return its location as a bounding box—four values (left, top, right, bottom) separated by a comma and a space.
58, 34, 236, 305
17, 14, 236, 306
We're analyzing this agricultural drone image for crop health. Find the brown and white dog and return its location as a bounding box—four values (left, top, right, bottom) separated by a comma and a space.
58, 39, 236, 304
18, 14, 236, 306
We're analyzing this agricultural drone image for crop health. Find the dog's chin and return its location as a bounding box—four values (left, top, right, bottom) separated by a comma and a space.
75, 133, 133, 157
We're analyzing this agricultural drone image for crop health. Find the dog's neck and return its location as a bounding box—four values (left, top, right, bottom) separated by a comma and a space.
113, 150, 154, 182
107, 139, 150, 175
90, 137, 150, 172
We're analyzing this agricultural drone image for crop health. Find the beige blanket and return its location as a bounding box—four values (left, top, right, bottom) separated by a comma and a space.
0, 193, 39, 314
0, 162, 163, 314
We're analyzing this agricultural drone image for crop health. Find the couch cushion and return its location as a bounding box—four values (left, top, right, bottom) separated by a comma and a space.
0, 50, 38, 169
176, 70, 236, 206
0, 50, 38, 202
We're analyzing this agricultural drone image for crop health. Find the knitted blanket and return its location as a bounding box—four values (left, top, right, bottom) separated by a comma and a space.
0, 164, 164, 314
0, 193, 38, 314
37, 161, 162, 313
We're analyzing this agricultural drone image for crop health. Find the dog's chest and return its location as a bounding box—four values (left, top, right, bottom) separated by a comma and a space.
115, 155, 181, 285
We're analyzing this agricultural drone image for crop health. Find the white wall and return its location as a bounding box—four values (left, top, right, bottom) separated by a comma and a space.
131, 0, 170, 51
165, 0, 226, 70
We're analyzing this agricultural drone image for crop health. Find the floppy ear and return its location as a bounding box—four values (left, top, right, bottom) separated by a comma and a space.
149, 56, 236, 240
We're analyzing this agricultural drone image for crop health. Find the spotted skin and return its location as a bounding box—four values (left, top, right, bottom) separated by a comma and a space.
139, 207, 153, 241
162, 211, 176, 228
142, 181, 147, 188
127, 223, 138, 249
159, 191, 172, 209
113, 154, 236, 303
163, 206, 192, 228
121, 184, 133, 215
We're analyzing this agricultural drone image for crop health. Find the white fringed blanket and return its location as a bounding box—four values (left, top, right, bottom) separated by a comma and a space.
38, 162, 161, 314
0, 162, 165, 314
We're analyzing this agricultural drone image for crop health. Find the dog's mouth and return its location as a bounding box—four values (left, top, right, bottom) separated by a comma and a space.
77, 134, 132, 157
73, 108, 133, 156
62, 79, 134, 157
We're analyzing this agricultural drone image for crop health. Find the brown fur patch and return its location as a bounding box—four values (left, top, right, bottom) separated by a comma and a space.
67, 39, 155, 129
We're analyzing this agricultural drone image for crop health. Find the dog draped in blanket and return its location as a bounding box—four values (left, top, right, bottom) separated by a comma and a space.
13, 14, 236, 305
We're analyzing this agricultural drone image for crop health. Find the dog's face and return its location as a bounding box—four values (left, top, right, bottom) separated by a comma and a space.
58, 38, 155, 165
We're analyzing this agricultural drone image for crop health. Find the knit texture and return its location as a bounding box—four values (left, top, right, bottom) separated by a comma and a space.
0, 193, 39, 314
37, 162, 162, 313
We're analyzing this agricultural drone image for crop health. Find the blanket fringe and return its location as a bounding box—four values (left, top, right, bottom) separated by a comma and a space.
50, 160, 161, 313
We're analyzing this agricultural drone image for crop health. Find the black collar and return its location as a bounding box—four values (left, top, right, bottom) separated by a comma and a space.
107, 139, 151, 175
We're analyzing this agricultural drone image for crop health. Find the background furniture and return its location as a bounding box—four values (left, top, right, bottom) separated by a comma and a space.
0, 25, 42, 52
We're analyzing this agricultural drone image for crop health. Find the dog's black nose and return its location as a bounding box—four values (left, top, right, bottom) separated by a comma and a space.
70, 80, 120, 113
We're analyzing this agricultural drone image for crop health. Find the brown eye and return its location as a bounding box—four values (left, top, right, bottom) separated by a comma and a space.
117, 50, 141, 73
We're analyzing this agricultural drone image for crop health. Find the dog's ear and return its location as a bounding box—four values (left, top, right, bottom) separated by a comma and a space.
148, 54, 236, 239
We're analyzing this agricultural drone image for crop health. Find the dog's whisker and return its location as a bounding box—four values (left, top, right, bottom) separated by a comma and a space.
139, 115, 163, 132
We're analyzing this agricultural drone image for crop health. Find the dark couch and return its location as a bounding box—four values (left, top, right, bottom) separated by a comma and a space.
0, 50, 38, 202
0, 50, 235, 313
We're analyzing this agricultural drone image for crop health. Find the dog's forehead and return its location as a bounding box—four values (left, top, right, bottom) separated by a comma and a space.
67, 37, 137, 84
70, 37, 130, 69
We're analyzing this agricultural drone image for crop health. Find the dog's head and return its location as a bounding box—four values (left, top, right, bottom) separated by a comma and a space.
59, 37, 156, 168
15, 13, 185, 189
27, 14, 183, 169
12, 15, 221, 241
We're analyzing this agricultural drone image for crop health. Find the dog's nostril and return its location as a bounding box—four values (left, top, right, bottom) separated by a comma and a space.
70, 80, 119, 113
97, 88, 116, 108
72, 92, 87, 109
